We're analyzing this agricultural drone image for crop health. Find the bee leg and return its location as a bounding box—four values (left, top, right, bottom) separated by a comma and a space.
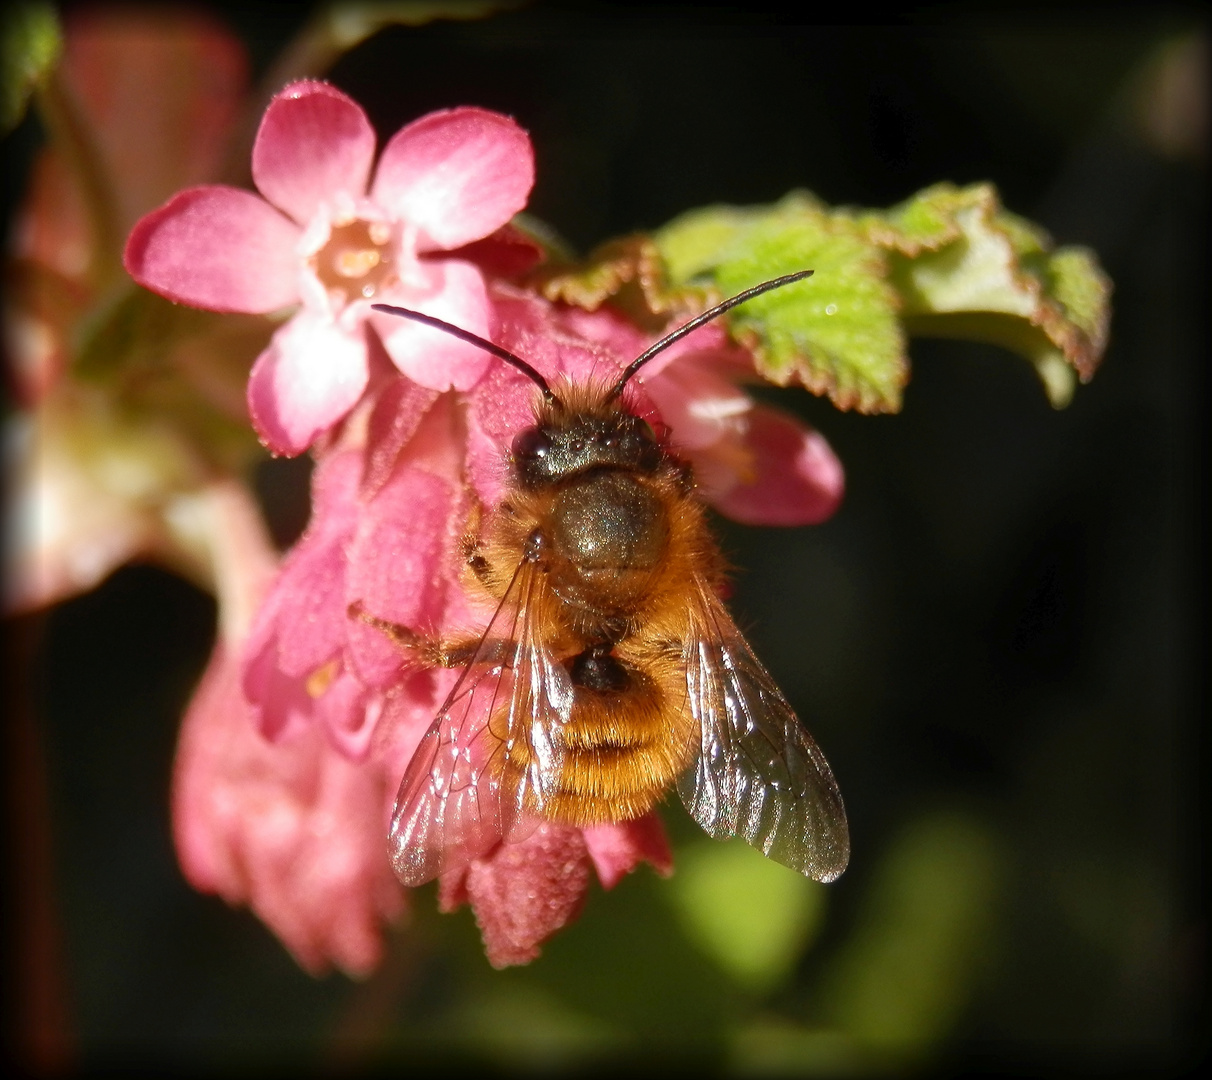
347, 602, 484, 669
347, 601, 421, 649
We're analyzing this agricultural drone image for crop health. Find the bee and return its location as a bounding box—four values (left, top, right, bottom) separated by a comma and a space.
363, 271, 849, 887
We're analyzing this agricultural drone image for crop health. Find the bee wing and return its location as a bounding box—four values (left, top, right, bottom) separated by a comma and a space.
388, 552, 573, 887
678, 580, 850, 882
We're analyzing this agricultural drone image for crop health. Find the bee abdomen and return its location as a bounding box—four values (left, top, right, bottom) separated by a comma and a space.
549, 663, 693, 825
497, 649, 694, 825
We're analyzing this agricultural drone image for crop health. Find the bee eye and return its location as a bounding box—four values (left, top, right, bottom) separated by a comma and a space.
512, 427, 552, 461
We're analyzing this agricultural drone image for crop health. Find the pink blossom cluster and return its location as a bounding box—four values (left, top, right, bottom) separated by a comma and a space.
125, 81, 845, 973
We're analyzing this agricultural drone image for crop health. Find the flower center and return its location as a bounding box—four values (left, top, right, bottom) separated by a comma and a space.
310, 219, 396, 303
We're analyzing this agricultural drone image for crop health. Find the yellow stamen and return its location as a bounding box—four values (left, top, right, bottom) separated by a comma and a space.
305, 658, 340, 698
309, 219, 396, 304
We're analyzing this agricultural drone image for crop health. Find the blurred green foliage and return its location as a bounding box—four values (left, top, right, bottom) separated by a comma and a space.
667, 839, 827, 995
1, 2, 61, 133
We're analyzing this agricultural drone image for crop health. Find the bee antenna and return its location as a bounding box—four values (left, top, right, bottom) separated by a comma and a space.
605, 269, 815, 401
370, 304, 556, 402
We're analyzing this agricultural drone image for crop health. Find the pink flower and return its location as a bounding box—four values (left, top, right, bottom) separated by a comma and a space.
124, 82, 535, 455
437, 819, 672, 968
240, 397, 475, 756
643, 346, 845, 526
5, 388, 209, 613
175, 642, 404, 977
170, 480, 404, 977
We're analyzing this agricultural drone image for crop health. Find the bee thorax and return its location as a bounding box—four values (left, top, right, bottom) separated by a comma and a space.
549, 471, 668, 572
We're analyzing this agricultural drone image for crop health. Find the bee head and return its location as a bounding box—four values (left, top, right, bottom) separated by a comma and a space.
512, 409, 662, 489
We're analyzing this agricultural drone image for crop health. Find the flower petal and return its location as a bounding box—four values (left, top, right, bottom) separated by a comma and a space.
4, 403, 188, 612
372, 107, 534, 250
240, 638, 317, 742
345, 464, 463, 688
463, 358, 539, 508
709, 406, 845, 526
315, 671, 377, 761
125, 186, 301, 312
645, 355, 752, 452
370, 261, 493, 391
361, 375, 441, 497
247, 311, 370, 455
241, 452, 359, 727
582, 815, 674, 890
461, 824, 591, 968
441, 223, 545, 278
252, 80, 376, 225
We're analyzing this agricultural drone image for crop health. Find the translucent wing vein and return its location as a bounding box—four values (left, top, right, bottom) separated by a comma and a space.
678, 580, 850, 881
388, 553, 571, 886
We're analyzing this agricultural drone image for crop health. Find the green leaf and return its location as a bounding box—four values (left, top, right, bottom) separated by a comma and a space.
1, 1, 61, 134
858, 184, 965, 255
537, 182, 1109, 413
873, 183, 1110, 408
534, 235, 680, 331
658, 195, 908, 413
657, 203, 766, 284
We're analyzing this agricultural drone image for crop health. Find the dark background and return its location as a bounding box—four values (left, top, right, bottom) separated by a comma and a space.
7, 2, 1206, 1071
